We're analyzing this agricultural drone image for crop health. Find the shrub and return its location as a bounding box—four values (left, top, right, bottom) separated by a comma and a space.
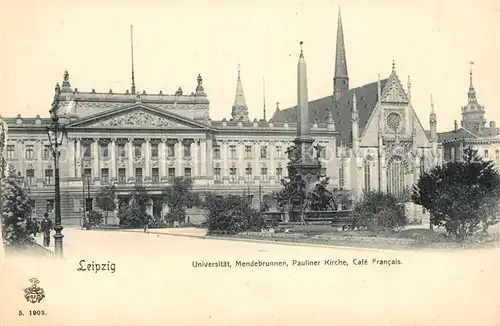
87, 211, 103, 228
203, 193, 264, 235
352, 190, 408, 232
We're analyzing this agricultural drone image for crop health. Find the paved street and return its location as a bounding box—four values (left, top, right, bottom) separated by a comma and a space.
1, 228, 499, 326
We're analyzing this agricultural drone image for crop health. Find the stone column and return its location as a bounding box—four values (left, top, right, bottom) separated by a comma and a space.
35, 139, 43, 182
75, 139, 81, 178
127, 138, 134, 180
176, 138, 183, 177
221, 141, 228, 178
92, 139, 100, 180
159, 139, 167, 179
192, 140, 199, 178
206, 137, 213, 179
67, 138, 75, 178
17, 140, 24, 176
144, 138, 151, 179
110, 138, 116, 180
200, 138, 207, 178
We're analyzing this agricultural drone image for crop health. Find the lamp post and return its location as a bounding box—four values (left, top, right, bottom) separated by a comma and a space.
46, 109, 66, 258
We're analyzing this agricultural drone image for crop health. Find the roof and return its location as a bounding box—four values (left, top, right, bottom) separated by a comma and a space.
438, 128, 478, 143
272, 79, 388, 144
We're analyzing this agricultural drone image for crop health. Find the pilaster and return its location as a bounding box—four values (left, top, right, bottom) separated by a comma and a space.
127, 138, 134, 180
110, 138, 117, 180
92, 139, 99, 180
145, 138, 151, 179
159, 139, 167, 179
75, 139, 81, 178
67, 138, 75, 178
17, 140, 24, 175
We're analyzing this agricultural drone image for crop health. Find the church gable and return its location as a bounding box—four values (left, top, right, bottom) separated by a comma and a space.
381, 69, 409, 104
66, 104, 210, 130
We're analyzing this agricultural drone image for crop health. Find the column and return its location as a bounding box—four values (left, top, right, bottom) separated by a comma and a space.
206, 137, 213, 179
192, 140, 199, 178
127, 139, 134, 180
17, 140, 24, 176
254, 141, 260, 181
35, 139, 43, 182
221, 141, 228, 178
93, 139, 99, 180
75, 139, 81, 178
110, 138, 116, 180
200, 138, 207, 178
176, 138, 183, 177
67, 138, 75, 178
269, 141, 275, 184
144, 138, 151, 179
159, 139, 167, 180
238, 141, 244, 183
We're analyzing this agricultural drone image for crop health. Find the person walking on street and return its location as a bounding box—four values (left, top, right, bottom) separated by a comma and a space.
40, 213, 53, 247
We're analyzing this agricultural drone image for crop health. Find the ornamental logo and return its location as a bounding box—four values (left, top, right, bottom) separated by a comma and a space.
23, 278, 45, 304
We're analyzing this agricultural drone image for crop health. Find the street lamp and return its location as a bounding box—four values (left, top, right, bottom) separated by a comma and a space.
46, 109, 66, 258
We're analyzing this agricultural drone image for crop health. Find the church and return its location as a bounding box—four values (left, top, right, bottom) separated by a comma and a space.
1, 10, 439, 225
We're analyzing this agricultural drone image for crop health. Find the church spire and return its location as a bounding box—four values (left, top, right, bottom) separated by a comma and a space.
468, 61, 477, 103
231, 64, 249, 122
333, 7, 349, 101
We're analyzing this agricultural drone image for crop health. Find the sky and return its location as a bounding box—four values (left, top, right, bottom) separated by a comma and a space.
0, 0, 498, 133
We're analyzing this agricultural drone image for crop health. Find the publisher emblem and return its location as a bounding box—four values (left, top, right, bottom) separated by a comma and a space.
23, 278, 45, 304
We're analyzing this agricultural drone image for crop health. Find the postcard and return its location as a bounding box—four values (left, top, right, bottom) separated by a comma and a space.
1, 1, 499, 325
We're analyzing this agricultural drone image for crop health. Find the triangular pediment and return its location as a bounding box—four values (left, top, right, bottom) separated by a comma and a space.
381, 71, 409, 103
66, 103, 211, 130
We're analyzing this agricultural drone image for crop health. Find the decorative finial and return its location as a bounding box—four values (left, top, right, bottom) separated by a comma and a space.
431, 94, 435, 113
237, 64, 241, 80
276, 101, 280, 111
392, 59, 395, 72
299, 41, 304, 58
468, 61, 475, 86
62, 70, 71, 88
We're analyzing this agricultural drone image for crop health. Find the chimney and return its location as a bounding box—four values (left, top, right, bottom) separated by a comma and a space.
454, 120, 458, 132
490, 121, 496, 129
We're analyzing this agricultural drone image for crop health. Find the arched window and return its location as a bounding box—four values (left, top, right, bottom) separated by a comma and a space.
419, 157, 426, 175
364, 159, 371, 191
387, 156, 406, 197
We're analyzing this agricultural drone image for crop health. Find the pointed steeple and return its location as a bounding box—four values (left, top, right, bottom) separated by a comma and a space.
333, 7, 349, 101
430, 94, 437, 142
297, 41, 311, 139
231, 64, 249, 122
468, 61, 477, 103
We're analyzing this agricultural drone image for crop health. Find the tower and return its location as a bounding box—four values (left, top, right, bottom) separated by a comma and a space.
333, 8, 349, 101
231, 65, 250, 122
460, 62, 486, 134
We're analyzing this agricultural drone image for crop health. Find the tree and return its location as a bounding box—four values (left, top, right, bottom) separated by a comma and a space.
352, 190, 408, 232
412, 147, 500, 242
203, 193, 264, 235
1, 166, 35, 247
160, 177, 199, 223
118, 184, 152, 228
95, 184, 116, 225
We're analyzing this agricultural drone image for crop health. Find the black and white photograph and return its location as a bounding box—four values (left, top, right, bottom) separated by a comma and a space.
1, 1, 499, 325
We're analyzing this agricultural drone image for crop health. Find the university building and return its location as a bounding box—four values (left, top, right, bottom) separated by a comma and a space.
1, 11, 454, 225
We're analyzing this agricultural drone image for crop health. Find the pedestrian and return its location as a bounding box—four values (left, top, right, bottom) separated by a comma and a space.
32, 218, 39, 236
40, 213, 53, 247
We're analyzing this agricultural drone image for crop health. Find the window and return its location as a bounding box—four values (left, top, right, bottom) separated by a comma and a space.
82, 144, 91, 158
26, 169, 35, 186
485, 149, 489, 158
134, 144, 142, 158
260, 146, 268, 159
229, 167, 237, 183
44, 169, 53, 185
213, 146, 221, 159
214, 167, 221, 182
101, 168, 109, 184
276, 146, 282, 159
83, 168, 92, 180
245, 165, 252, 182
364, 160, 371, 191
151, 143, 159, 158
319, 145, 327, 159
118, 168, 126, 183
419, 157, 426, 175
184, 167, 192, 179
135, 168, 143, 182
168, 168, 175, 182
183, 142, 191, 157
100, 143, 108, 158
117, 144, 126, 157
167, 143, 175, 157
387, 157, 406, 197
229, 145, 236, 159
6, 145, 15, 159
261, 167, 268, 182
46, 199, 54, 213
245, 145, 252, 159
339, 165, 345, 189
25, 145, 34, 160
152, 168, 159, 182
43, 145, 52, 160
276, 167, 283, 181
30, 199, 36, 210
